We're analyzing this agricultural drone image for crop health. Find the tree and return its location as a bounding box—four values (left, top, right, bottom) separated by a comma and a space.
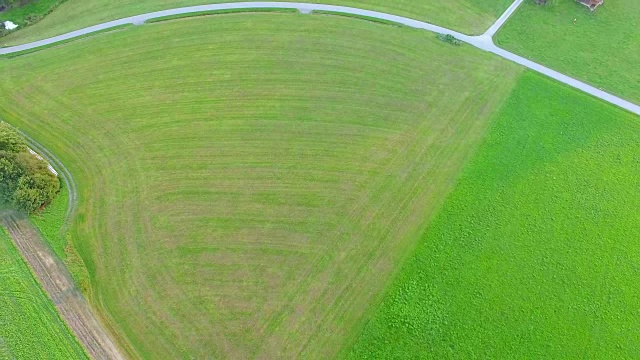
0, 122, 27, 153
0, 155, 21, 203
0, 0, 22, 7
0, 122, 60, 213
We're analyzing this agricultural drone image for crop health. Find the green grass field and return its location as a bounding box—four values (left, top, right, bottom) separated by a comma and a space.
30, 185, 92, 293
496, 0, 640, 103
0, 0, 513, 47
0, 227, 87, 359
348, 72, 640, 358
30, 186, 68, 258
0, 13, 521, 358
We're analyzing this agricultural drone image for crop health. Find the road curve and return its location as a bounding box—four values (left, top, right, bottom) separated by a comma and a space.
0, 2, 638, 116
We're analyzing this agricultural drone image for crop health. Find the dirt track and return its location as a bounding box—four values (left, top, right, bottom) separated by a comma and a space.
1, 212, 125, 360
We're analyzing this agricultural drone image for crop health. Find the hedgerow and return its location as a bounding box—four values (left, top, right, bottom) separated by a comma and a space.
0, 122, 59, 213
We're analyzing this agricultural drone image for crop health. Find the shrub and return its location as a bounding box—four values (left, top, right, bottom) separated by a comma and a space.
436, 33, 462, 46
24, 13, 42, 26
0, 122, 59, 213
0, 122, 27, 153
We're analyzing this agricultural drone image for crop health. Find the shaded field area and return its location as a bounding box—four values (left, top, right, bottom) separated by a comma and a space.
0, 14, 520, 358
0, 0, 60, 28
0, 223, 86, 359
0, 0, 513, 46
349, 72, 640, 358
496, 0, 640, 103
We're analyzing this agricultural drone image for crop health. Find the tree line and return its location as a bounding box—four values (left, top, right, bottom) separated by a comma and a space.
0, 122, 60, 213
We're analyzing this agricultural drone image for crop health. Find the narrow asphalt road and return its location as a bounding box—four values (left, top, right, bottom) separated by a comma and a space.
0, 1, 639, 115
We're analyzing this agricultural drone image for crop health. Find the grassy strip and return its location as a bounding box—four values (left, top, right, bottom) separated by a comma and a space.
0, 226, 87, 359
31, 185, 69, 258
348, 71, 640, 358
0, 24, 131, 58
29, 184, 90, 293
312, 10, 406, 28
145, 8, 299, 24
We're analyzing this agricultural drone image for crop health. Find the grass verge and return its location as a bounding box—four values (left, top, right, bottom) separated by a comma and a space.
29, 184, 91, 293
311, 10, 406, 27
146, 8, 298, 24
31, 185, 69, 257
0, 24, 132, 58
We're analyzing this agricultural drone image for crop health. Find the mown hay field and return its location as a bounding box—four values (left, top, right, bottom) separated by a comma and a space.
0, 227, 87, 359
496, 0, 640, 103
0, 13, 521, 358
0, 0, 513, 46
349, 72, 640, 358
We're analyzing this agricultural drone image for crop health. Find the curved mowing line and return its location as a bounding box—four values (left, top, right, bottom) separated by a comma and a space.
0, 2, 638, 116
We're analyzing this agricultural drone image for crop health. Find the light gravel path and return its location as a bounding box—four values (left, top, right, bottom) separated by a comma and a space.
0, 1, 638, 115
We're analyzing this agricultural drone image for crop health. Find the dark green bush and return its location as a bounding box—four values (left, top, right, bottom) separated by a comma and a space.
0, 122, 59, 213
24, 13, 43, 26
0, 122, 27, 153
0, 0, 70, 38
436, 33, 462, 46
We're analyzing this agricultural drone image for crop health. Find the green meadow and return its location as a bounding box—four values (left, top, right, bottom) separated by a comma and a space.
2, 0, 639, 357
496, 0, 640, 103
0, 227, 87, 359
0, 13, 521, 358
349, 72, 640, 358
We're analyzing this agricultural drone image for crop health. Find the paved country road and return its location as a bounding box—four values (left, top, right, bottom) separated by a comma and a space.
0, 1, 639, 116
